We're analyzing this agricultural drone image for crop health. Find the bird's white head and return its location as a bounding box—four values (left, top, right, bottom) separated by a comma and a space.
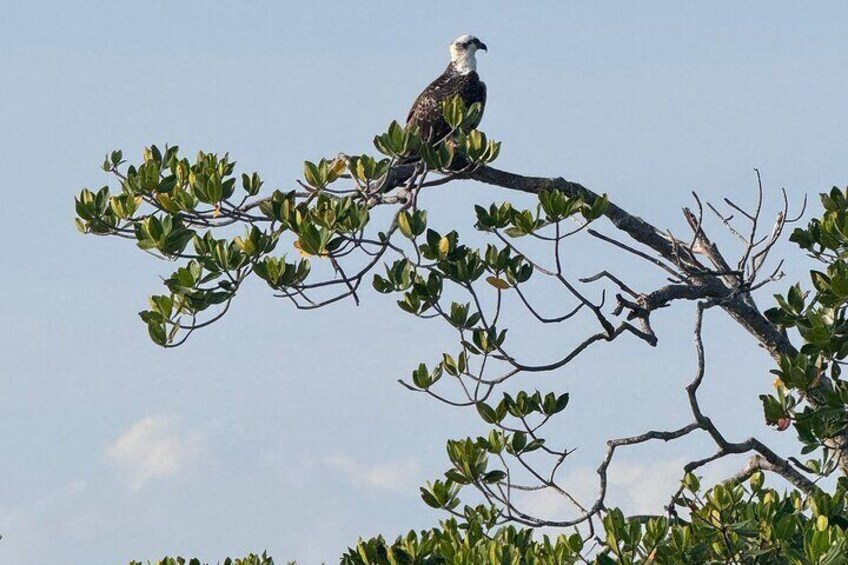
449, 34, 487, 75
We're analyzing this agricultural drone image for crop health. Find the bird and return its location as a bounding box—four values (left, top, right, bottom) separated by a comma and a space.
405, 34, 488, 145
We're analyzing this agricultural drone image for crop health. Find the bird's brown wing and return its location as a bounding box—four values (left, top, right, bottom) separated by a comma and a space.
406, 65, 456, 143
406, 67, 487, 144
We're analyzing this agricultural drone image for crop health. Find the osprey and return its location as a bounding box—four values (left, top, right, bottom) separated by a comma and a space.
406, 34, 488, 144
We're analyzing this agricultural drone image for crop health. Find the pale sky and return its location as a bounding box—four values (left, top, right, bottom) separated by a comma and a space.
3, 2, 848, 563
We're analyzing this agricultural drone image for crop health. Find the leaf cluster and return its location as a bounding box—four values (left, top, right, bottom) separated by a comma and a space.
762, 186, 848, 471
342, 474, 848, 564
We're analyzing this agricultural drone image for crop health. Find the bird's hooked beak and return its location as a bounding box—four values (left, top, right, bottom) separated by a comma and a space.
474, 38, 488, 52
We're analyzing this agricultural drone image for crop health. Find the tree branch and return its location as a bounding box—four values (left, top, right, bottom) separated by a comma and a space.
468, 165, 798, 361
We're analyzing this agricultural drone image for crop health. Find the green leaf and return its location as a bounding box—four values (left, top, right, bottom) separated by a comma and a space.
683, 472, 700, 493
146, 320, 167, 346
298, 222, 327, 256
482, 470, 506, 484
441, 96, 466, 130
475, 402, 499, 424
511, 431, 527, 453
303, 160, 322, 188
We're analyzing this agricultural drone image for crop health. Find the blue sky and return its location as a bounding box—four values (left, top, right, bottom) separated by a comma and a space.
2, 1, 848, 563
